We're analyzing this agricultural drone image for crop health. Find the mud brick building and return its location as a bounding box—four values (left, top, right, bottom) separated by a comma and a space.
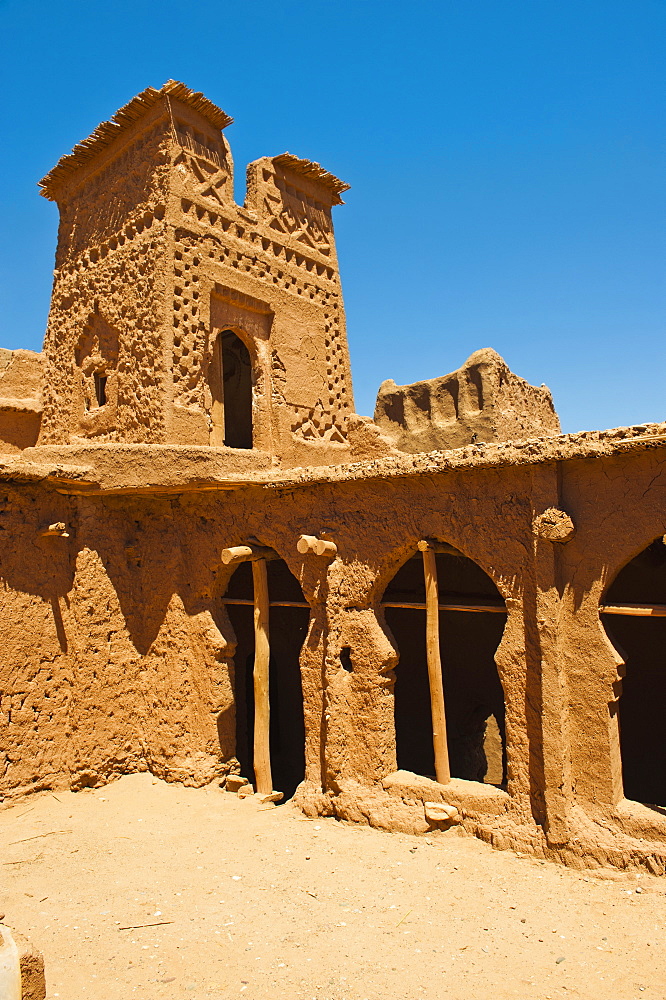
2, 81, 666, 874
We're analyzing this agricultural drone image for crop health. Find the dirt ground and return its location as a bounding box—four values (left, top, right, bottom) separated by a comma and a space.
1, 774, 665, 999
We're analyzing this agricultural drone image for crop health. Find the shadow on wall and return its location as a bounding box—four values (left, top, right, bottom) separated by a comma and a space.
0, 409, 41, 452
0, 489, 77, 647
76, 503, 181, 655
0, 495, 191, 661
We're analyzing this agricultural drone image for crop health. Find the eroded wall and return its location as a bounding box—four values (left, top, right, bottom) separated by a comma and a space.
375, 348, 560, 453
2, 443, 666, 871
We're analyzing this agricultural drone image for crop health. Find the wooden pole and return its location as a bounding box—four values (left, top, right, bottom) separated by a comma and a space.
381, 600, 505, 613
252, 558, 272, 795
601, 603, 666, 617
223, 599, 506, 612
418, 540, 451, 784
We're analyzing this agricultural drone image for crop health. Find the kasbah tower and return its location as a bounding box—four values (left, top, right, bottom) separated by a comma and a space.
37, 80, 353, 463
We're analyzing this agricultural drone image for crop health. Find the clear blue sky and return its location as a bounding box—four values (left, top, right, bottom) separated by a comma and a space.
0, 0, 664, 432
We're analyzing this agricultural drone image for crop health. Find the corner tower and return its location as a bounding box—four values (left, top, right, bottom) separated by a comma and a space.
38, 80, 354, 466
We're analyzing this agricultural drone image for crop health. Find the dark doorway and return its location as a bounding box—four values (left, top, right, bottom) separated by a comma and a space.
223, 559, 308, 799
602, 537, 666, 807
382, 548, 507, 784
209, 330, 253, 448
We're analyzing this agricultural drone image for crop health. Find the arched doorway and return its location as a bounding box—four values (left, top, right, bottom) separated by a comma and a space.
222, 558, 308, 799
601, 536, 666, 807
381, 543, 507, 784
209, 329, 253, 448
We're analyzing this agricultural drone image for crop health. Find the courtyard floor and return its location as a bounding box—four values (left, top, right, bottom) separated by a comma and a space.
1, 773, 665, 999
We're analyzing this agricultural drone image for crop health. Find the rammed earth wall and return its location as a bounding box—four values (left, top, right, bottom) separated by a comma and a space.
1, 436, 666, 873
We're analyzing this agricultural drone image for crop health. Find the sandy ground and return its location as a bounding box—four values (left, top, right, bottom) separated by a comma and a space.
1, 774, 665, 999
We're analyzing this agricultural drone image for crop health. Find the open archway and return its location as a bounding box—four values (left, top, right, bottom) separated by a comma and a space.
209, 329, 253, 448
381, 543, 507, 785
601, 536, 666, 807
222, 558, 308, 799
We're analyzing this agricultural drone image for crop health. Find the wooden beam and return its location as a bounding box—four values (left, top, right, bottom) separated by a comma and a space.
418, 540, 451, 785
222, 598, 309, 608
221, 544, 276, 565
296, 534, 338, 558
426, 541, 464, 556
221, 599, 506, 612
252, 558, 272, 796
381, 601, 506, 613
601, 603, 666, 617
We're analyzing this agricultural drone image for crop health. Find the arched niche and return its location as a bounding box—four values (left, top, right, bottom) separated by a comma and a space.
601, 535, 666, 808
380, 542, 508, 785
209, 329, 253, 448
221, 556, 309, 799
75, 313, 119, 432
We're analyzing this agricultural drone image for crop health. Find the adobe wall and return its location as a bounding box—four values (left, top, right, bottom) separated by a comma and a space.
0, 351, 44, 454
39, 103, 172, 445
2, 438, 666, 872
375, 348, 560, 452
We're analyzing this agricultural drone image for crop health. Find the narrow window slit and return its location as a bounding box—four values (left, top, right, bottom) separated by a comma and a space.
340, 647, 353, 672
94, 373, 107, 407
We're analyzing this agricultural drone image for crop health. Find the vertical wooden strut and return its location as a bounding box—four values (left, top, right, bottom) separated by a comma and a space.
252, 558, 272, 795
418, 540, 451, 784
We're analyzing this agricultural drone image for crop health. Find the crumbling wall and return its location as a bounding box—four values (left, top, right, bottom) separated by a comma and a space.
374, 348, 560, 453
0, 350, 44, 453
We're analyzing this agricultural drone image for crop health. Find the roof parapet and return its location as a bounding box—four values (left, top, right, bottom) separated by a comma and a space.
272, 153, 350, 205
39, 80, 234, 200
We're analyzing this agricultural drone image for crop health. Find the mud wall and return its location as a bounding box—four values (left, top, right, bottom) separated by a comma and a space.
2, 445, 666, 869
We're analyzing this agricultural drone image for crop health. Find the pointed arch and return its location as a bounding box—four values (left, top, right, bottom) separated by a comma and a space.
222, 557, 308, 799
601, 535, 666, 807
381, 543, 507, 785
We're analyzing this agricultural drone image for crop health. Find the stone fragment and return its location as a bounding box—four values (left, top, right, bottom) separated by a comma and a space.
0, 926, 46, 1000
257, 791, 284, 804
15, 933, 46, 1000
0, 925, 20, 1000
225, 775, 249, 792
237, 784, 254, 798
424, 801, 460, 824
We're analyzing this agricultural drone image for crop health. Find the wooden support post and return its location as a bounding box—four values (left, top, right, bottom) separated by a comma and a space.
418, 540, 451, 785
252, 557, 272, 795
